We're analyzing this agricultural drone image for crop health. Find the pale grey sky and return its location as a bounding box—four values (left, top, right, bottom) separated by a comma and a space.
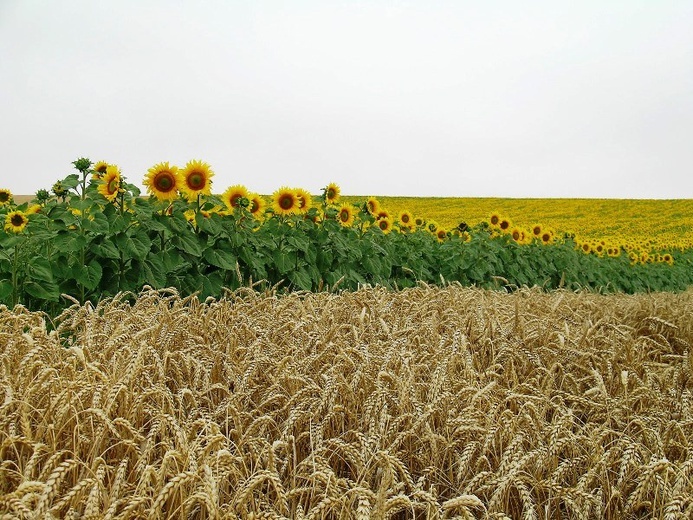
1, 0, 692, 198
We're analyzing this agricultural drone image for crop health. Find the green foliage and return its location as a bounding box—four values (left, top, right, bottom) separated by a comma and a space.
1, 158, 692, 315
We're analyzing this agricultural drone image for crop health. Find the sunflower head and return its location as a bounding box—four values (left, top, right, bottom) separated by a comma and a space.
222, 185, 249, 211
144, 162, 180, 201
489, 212, 501, 228
324, 183, 340, 204
26, 204, 42, 215
415, 216, 425, 228
365, 197, 380, 215
398, 210, 413, 228
5, 210, 28, 233
531, 224, 542, 237
272, 187, 299, 216
295, 188, 313, 214
510, 227, 522, 242
248, 193, 266, 218
499, 218, 511, 232
541, 231, 553, 244
92, 160, 110, 180
427, 220, 439, 234
377, 217, 393, 234
180, 160, 214, 201
98, 165, 121, 202
337, 203, 355, 227
0, 188, 12, 206
436, 228, 447, 242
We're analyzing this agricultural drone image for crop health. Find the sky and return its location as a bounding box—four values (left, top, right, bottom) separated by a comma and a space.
1, 1, 692, 199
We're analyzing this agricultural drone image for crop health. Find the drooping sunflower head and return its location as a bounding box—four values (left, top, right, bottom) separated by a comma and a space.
489, 212, 501, 228
26, 204, 42, 215
4, 210, 28, 234
0, 188, 12, 206
144, 162, 180, 201
337, 203, 355, 227
324, 183, 340, 204
399, 210, 413, 228
295, 188, 313, 214
180, 160, 214, 201
365, 197, 380, 215
272, 187, 299, 216
377, 217, 393, 234
222, 185, 249, 211
98, 165, 121, 202
248, 193, 266, 218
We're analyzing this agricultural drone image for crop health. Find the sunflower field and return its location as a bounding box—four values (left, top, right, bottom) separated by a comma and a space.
0, 158, 692, 315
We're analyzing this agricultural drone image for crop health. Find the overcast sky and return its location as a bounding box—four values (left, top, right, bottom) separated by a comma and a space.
1, 1, 692, 198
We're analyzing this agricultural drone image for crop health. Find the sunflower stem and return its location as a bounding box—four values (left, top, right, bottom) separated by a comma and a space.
11, 242, 19, 308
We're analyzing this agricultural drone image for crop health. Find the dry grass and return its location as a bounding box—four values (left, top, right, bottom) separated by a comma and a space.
1, 285, 692, 519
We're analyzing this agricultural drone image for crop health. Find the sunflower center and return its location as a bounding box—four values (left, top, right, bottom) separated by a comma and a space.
279, 195, 294, 210
230, 195, 241, 207
339, 210, 349, 222
401, 214, 410, 223
379, 220, 388, 230
327, 188, 336, 199
0, 193, 9, 203
154, 172, 175, 192
491, 215, 499, 225
187, 172, 205, 189
11, 214, 24, 226
107, 179, 118, 194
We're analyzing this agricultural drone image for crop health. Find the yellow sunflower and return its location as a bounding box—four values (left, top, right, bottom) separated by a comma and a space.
415, 216, 425, 228
222, 185, 249, 211
397, 210, 413, 228
325, 183, 340, 204
295, 188, 313, 214
179, 159, 214, 201
144, 162, 180, 201
436, 228, 447, 242
248, 193, 266, 218
540, 230, 553, 245
366, 196, 380, 215
427, 220, 439, 234
662, 253, 674, 265
0, 188, 12, 206
26, 204, 42, 215
5, 210, 28, 233
337, 203, 355, 227
272, 187, 299, 216
531, 224, 542, 238
376, 216, 393, 234
510, 227, 522, 243
499, 218, 511, 233
376, 209, 390, 222
92, 160, 110, 180
489, 212, 501, 228
98, 165, 121, 202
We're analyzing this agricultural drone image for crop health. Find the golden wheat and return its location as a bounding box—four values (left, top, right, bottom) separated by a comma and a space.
1, 286, 692, 518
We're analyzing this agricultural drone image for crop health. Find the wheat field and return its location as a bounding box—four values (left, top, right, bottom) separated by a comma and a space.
1, 286, 692, 518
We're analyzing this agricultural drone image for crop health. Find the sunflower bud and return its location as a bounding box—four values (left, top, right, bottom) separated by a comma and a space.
72, 157, 92, 172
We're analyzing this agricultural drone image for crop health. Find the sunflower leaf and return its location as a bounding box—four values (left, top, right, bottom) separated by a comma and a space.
24, 280, 60, 302
204, 248, 236, 270
75, 259, 102, 291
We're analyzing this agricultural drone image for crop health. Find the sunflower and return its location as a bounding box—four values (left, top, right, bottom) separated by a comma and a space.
377, 217, 393, 234
489, 212, 501, 228
510, 227, 522, 242
0, 188, 12, 206
531, 224, 542, 238
26, 204, 42, 215
662, 253, 674, 265
324, 183, 340, 204
427, 220, 439, 234
4, 210, 28, 233
398, 210, 413, 228
272, 187, 299, 216
436, 228, 447, 242
376, 209, 390, 221
414, 216, 425, 228
337, 203, 355, 227
179, 159, 214, 201
248, 193, 266, 218
365, 197, 380, 215
144, 162, 180, 201
540, 231, 553, 245
222, 185, 249, 211
295, 188, 313, 214
499, 218, 511, 232
98, 165, 121, 202
581, 242, 592, 254
92, 160, 110, 180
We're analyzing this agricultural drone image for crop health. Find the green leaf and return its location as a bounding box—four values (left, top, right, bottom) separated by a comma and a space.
55, 234, 87, 253
75, 259, 102, 291
24, 280, 60, 302
0, 280, 12, 301
172, 233, 203, 257
204, 248, 236, 270
85, 211, 110, 234
273, 249, 296, 274
288, 268, 312, 291
92, 239, 120, 260
28, 257, 54, 282
115, 232, 151, 260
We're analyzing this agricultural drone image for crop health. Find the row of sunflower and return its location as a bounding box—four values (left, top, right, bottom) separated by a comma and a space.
1, 158, 692, 314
